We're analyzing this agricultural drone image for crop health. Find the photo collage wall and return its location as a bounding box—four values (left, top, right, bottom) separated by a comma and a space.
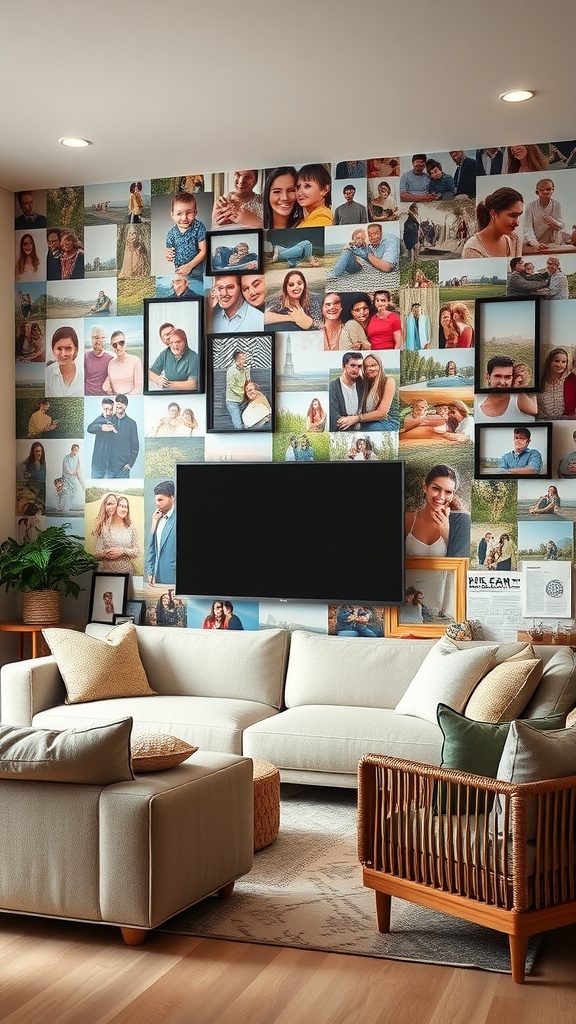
13, 140, 576, 635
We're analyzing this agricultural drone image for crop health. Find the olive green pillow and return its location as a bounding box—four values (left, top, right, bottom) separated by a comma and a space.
438, 703, 567, 778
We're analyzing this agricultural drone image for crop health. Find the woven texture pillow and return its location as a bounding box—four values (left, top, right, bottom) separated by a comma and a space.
42, 622, 157, 705
0, 719, 134, 784
394, 637, 499, 724
464, 646, 543, 722
131, 732, 198, 772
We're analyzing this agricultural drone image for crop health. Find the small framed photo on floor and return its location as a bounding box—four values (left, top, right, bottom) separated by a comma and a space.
89, 573, 129, 625
143, 296, 204, 395
474, 422, 552, 479
206, 229, 263, 276
474, 296, 540, 394
206, 332, 275, 432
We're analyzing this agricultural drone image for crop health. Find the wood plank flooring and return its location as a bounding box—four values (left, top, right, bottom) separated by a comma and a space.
1, 914, 575, 1023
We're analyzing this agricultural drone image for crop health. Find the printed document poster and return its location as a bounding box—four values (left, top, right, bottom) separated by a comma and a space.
521, 561, 572, 619
466, 571, 523, 641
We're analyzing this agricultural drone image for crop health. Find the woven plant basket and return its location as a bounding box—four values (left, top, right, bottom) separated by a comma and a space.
22, 590, 61, 625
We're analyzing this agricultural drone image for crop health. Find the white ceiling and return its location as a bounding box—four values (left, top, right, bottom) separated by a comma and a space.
1, 0, 575, 192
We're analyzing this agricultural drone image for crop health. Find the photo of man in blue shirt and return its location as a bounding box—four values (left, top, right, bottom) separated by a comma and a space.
499, 427, 543, 476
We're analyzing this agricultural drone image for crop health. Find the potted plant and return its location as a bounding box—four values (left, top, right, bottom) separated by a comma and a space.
0, 524, 99, 624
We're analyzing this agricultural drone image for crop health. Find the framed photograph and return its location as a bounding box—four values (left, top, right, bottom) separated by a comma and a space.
88, 572, 129, 625
206, 333, 275, 432
113, 614, 135, 625
125, 599, 146, 625
206, 229, 263, 276
143, 296, 204, 396
474, 296, 540, 394
384, 557, 468, 638
474, 422, 553, 479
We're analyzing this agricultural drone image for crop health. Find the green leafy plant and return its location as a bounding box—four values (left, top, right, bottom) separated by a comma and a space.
0, 525, 99, 598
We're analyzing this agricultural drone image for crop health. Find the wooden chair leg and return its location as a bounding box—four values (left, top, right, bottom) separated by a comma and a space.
509, 934, 528, 984
121, 927, 147, 946
375, 891, 392, 933
217, 881, 235, 899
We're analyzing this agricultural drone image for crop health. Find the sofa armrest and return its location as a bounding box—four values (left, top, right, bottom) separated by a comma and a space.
0, 656, 67, 726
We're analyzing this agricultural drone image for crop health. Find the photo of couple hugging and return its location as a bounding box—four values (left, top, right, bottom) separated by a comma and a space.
328, 350, 399, 432
332, 604, 384, 638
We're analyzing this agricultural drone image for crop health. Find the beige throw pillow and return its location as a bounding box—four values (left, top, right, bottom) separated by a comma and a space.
42, 622, 157, 705
394, 636, 499, 724
131, 732, 198, 772
464, 646, 543, 722
0, 719, 134, 784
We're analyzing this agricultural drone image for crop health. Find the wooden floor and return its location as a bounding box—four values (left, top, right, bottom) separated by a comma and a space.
1, 914, 575, 1023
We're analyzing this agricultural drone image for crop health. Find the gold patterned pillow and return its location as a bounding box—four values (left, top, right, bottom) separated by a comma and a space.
42, 622, 157, 704
131, 732, 197, 772
464, 646, 543, 722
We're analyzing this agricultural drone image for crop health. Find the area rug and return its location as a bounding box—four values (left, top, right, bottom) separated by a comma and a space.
161, 784, 541, 974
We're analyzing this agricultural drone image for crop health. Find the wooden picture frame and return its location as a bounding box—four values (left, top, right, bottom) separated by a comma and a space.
384, 557, 468, 638
143, 296, 204, 395
474, 422, 552, 479
88, 572, 129, 625
206, 332, 275, 432
474, 296, 540, 394
206, 229, 263, 276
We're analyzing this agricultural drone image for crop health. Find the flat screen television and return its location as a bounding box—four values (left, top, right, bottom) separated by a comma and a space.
176, 460, 405, 605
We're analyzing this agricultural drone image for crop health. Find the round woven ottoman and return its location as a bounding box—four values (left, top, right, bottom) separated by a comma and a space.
252, 759, 281, 851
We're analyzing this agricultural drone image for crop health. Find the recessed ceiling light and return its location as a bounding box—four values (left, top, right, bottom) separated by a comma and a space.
499, 90, 535, 103
59, 137, 93, 148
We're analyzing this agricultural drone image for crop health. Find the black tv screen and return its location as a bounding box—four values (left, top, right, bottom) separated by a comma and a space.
176, 461, 405, 605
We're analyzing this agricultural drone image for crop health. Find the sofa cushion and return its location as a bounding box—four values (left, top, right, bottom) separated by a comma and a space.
464, 647, 543, 722
131, 732, 197, 772
520, 647, 576, 718
130, 625, 289, 707
284, 631, 437, 710
0, 719, 134, 784
394, 637, 499, 725
42, 622, 157, 704
438, 703, 566, 778
243, 705, 443, 775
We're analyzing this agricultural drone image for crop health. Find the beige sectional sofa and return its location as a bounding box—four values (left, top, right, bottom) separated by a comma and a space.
2, 625, 576, 789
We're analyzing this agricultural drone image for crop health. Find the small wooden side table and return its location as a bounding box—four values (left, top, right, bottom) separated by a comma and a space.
0, 620, 78, 660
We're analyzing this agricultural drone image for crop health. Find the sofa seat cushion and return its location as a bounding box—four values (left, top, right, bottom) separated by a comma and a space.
243, 706, 442, 775
32, 696, 279, 757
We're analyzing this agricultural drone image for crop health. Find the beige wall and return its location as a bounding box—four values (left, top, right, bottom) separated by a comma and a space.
0, 187, 19, 663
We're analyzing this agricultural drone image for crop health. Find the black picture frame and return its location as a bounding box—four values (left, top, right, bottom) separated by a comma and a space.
474, 422, 552, 480
113, 614, 135, 625
88, 572, 129, 624
474, 296, 540, 394
125, 599, 146, 625
143, 296, 204, 396
206, 229, 263, 276
206, 332, 275, 433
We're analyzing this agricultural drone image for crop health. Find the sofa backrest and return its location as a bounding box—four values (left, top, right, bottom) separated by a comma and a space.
284, 632, 437, 710
131, 625, 290, 709
284, 633, 576, 715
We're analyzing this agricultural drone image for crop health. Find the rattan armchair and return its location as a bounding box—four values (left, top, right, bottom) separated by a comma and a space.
357, 753, 576, 983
